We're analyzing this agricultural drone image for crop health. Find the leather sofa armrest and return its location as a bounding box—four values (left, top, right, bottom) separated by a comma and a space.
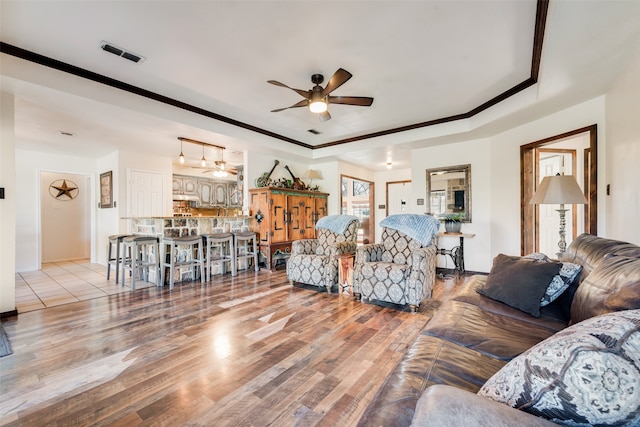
410, 385, 558, 427
291, 239, 317, 255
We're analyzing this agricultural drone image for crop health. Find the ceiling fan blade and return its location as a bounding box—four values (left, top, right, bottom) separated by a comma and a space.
322, 68, 352, 97
319, 111, 331, 122
267, 80, 310, 99
270, 99, 308, 113
328, 96, 374, 107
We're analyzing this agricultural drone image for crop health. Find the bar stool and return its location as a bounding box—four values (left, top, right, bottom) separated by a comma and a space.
160, 235, 205, 290
106, 234, 131, 285
202, 233, 236, 280
234, 232, 259, 272
120, 236, 160, 291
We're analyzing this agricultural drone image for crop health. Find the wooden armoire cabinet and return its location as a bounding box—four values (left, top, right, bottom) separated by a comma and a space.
249, 187, 329, 270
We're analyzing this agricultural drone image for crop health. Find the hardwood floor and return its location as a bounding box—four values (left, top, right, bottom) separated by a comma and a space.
1, 266, 460, 426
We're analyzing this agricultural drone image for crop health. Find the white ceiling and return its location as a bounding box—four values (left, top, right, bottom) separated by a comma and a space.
2, 1, 640, 171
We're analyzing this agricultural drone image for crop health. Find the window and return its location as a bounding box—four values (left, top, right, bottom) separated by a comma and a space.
353, 181, 369, 196
430, 190, 446, 215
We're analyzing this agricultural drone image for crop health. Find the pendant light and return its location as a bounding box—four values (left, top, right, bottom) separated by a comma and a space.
200, 143, 207, 167
178, 138, 185, 164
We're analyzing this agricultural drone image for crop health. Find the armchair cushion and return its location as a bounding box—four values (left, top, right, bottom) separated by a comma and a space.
291, 238, 317, 255
381, 228, 424, 265
355, 243, 383, 264
315, 220, 358, 255
359, 262, 412, 304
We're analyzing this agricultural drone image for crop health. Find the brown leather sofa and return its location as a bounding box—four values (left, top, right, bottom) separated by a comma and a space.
357, 234, 640, 426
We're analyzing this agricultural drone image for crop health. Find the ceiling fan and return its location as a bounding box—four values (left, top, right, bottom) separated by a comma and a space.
268, 68, 374, 122
193, 152, 238, 177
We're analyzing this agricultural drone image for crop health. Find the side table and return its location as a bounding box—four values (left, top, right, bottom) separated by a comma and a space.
436, 232, 475, 277
337, 253, 356, 296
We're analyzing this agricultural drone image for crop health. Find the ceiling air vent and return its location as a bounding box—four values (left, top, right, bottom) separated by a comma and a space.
307, 129, 321, 135
100, 41, 145, 63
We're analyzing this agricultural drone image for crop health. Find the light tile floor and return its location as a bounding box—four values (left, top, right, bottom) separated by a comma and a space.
15, 259, 156, 313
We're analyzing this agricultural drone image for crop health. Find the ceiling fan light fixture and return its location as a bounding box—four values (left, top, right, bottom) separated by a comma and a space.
309, 99, 327, 113
309, 89, 327, 113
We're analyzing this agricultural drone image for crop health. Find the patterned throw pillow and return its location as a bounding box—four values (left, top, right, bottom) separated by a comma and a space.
478, 309, 640, 426
524, 253, 582, 306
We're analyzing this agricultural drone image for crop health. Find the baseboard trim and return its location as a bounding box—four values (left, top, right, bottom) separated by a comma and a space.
1, 309, 18, 319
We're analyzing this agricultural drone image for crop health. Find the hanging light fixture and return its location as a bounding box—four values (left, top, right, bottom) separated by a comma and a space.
213, 147, 229, 177
178, 138, 185, 164
200, 143, 207, 167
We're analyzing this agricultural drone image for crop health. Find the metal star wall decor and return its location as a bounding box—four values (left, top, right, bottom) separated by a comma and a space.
49, 179, 79, 200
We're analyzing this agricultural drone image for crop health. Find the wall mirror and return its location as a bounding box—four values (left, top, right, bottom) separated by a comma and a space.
426, 164, 471, 222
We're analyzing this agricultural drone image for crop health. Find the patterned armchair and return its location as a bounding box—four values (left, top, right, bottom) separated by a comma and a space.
353, 214, 440, 312
287, 215, 359, 293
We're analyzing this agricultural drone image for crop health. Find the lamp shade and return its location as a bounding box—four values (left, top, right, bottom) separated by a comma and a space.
302, 169, 323, 180
529, 175, 588, 205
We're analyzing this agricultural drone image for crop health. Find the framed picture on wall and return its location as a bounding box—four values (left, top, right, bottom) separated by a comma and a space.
100, 171, 113, 208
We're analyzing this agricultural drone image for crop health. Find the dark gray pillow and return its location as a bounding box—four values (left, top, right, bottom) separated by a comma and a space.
478, 254, 562, 317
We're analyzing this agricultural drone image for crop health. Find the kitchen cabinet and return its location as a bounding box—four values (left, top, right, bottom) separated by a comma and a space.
173, 174, 239, 208
228, 183, 241, 207
197, 179, 214, 206
213, 183, 227, 206
183, 177, 198, 195
249, 187, 329, 270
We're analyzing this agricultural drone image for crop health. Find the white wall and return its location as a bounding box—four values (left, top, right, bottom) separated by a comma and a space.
411, 139, 491, 272
95, 151, 120, 269
15, 150, 97, 272
0, 92, 16, 314
606, 51, 640, 244
40, 171, 91, 262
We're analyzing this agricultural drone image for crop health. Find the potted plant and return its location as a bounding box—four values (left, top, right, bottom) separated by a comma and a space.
440, 212, 465, 233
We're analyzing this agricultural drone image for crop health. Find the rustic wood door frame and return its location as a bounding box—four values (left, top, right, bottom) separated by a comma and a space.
520, 124, 598, 255
340, 174, 375, 244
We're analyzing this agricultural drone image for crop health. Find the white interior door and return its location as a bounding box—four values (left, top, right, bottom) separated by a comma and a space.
129, 170, 164, 217
387, 181, 412, 216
